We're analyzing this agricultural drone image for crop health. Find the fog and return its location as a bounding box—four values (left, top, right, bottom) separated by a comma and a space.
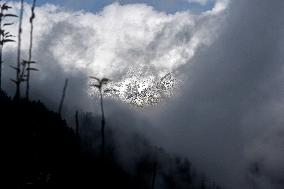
2, 0, 284, 188
148, 1, 284, 188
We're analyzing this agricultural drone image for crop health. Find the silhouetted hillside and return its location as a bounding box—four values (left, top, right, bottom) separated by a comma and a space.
0, 90, 222, 189
1, 90, 81, 188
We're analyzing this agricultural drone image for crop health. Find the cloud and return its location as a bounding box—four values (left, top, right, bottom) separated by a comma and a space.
4, 1, 284, 189
21, 0, 219, 15
147, 0, 284, 189
3, 1, 226, 107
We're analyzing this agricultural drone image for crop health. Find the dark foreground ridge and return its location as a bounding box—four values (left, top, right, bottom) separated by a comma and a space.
0, 90, 222, 189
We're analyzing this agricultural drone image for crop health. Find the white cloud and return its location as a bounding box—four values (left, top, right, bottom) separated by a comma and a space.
185, 0, 230, 14
4, 1, 228, 105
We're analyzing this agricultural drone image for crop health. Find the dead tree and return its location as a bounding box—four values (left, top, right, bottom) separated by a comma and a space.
58, 78, 69, 115
75, 110, 80, 137
151, 161, 158, 189
13, 0, 24, 100
25, 0, 37, 100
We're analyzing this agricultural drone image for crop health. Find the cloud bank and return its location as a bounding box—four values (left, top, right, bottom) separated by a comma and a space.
3, 1, 227, 108
147, 0, 284, 189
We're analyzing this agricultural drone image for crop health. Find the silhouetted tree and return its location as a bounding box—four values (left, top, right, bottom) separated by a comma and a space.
90, 76, 110, 159
75, 110, 80, 137
25, 0, 37, 100
13, 0, 24, 100
58, 78, 69, 115
0, 3, 17, 90
151, 161, 157, 189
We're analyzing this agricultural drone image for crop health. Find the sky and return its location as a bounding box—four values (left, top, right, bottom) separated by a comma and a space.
23, 0, 215, 13
2, 0, 284, 189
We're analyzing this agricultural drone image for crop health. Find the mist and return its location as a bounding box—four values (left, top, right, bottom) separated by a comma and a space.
147, 0, 284, 188
2, 0, 284, 189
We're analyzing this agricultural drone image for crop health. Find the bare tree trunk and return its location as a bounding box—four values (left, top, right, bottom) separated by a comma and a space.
26, 0, 36, 100
0, 8, 3, 91
58, 78, 69, 115
151, 161, 157, 189
15, 0, 24, 100
0, 43, 3, 91
75, 110, 80, 137
100, 89, 105, 159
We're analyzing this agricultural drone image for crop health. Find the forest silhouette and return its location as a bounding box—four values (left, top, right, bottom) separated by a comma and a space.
0, 89, 223, 189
